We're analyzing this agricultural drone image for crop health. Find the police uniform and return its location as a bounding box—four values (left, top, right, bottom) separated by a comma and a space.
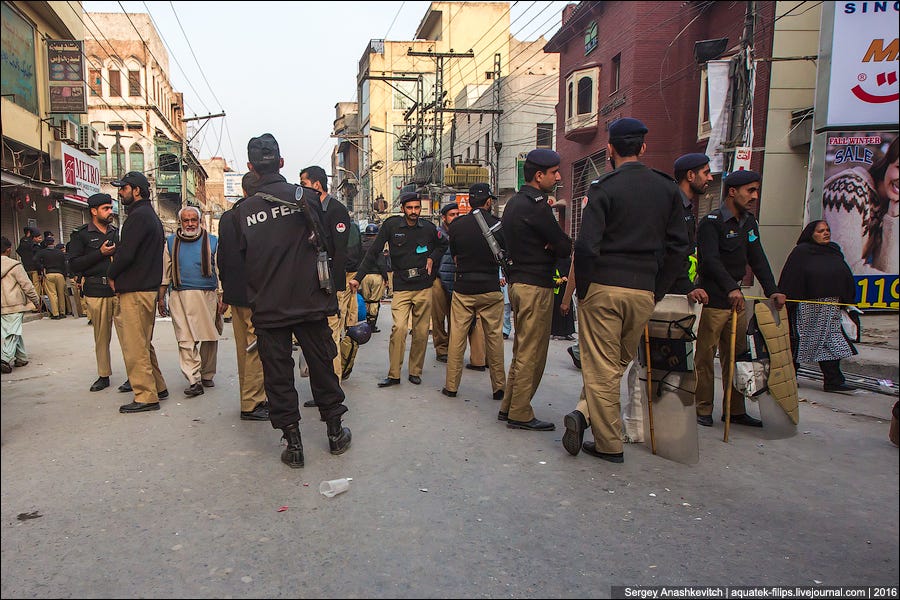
695, 170, 779, 423
353, 191, 448, 385
563, 117, 690, 461
67, 193, 119, 388
430, 203, 457, 361
358, 224, 388, 330
443, 185, 506, 399
500, 149, 572, 429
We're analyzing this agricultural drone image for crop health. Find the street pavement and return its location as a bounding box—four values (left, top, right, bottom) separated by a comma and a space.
1, 306, 898, 598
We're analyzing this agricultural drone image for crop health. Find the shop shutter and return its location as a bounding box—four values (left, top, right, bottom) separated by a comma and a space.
60, 204, 86, 243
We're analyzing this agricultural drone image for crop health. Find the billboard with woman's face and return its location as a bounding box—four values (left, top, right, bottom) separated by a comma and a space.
822, 132, 899, 308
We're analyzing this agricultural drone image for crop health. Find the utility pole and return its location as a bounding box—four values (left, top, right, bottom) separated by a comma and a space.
180, 112, 225, 209
726, 0, 756, 173
492, 53, 502, 212
112, 130, 132, 179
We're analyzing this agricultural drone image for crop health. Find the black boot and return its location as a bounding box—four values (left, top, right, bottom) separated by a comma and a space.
326, 417, 352, 455
280, 424, 304, 468
367, 314, 380, 333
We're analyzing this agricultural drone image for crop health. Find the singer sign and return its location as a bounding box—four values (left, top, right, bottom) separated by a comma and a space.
826, 3, 899, 126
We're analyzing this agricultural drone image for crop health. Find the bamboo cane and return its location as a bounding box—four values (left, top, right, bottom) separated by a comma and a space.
645, 324, 656, 455
723, 307, 738, 443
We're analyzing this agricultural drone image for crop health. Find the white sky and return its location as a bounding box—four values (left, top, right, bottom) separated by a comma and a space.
81, 1, 568, 181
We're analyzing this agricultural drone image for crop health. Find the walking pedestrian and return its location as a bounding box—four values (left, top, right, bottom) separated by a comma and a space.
67, 193, 119, 392
499, 149, 572, 431
1, 236, 41, 373
561, 118, 690, 462
358, 223, 388, 333
108, 170, 169, 413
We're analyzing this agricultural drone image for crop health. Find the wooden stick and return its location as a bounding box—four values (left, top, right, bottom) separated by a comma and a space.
723, 307, 738, 443
645, 324, 656, 455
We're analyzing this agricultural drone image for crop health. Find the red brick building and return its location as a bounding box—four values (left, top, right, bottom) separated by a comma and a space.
545, 1, 775, 240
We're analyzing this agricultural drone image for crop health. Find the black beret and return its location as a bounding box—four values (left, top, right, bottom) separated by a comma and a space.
469, 182, 496, 201
608, 117, 648, 140
399, 191, 421, 205
525, 148, 561, 168
724, 169, 761, 189
111, 171, 149, 190
87, 193, 114, 208
674, 153, 710, 172
247, 133, 281, 166
440, 202, 458, 216
26, 226, 41, 237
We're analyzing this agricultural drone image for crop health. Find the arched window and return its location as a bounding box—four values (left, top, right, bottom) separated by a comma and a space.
129, 143, 144, 174
577, 76, 593, 115
567, 82, 574, 119
98, 145, 108, 178
111, 143, 126, 178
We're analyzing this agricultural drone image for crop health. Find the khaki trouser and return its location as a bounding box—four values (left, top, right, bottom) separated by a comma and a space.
431, 277, 451, 356
44, 272, 66, 316
445, 292, 505, 394
501, 283, 554, 422
695, 305, 748, 417
231, 305, 266, 412
388, 288, 432, 379
29, 271, 43, 301
574, 283, 655, 454
469, 315, 486, 366
177, 340, 218, 385
326, 275, 360, 380
360, 274, 385, 318
114, 291, 167, 405
83, 295, 117, 377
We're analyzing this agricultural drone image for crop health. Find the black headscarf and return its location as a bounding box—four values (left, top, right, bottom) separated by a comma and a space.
778, 220, 856, 303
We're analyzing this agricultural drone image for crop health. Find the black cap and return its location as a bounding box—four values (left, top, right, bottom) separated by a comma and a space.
247, 133, 281, 166
525, 148, 561, 168
440, 202, 458, 216
43, 231, 54, 239
469, 183, 496, 201
724, 169, 761, 189
111, 171, 150, 191
87, 193, 114, 208
26, 226, 41, 237
674, 153, 710, 172
608, 117, 648, 140
399, 191, 421, 205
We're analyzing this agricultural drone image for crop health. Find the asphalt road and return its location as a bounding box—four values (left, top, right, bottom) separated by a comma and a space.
2, 308, 898, 598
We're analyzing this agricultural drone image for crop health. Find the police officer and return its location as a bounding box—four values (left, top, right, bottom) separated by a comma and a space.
235, 133, 351, 468
217, 172, 268, 421
299, 165, 355, 382
561, 117, 690, 462
431, 202, 458, 363
500, 148, 572, 431
442, 184, 506, 401
349, 191, 447, 387
15, 227, 42, 299
67, 193, 119, 392
359, 223, 388, 333
695, 169, 785, 428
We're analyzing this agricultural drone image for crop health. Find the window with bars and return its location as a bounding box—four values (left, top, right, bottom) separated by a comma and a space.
111, 144, 126, 177
128, 70, 140, 97
569, 150, 607, 240
108, 70, 121, 97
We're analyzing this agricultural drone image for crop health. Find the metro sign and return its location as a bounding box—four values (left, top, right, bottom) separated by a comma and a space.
851, 38, 900, 104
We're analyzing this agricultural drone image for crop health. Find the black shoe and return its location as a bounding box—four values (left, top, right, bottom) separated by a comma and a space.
492, 389, 504, 400
241, 402, 270, 421
0, 361, 11, 374
184, 383, 205, 397
722, 413, 763, 427
223, 317, 232, 323
441, 387, 457, 397
498, 410, 509, 421
303, 399, 317, 407
118, 380, 132, 393
562, 334, 576, 341
371, 326, 381, 333
697, 415, 714, 427
90, 376, 110, 392
582, 442, 624, 463
327, 418, 352, 455
567, 346, 581, 369
119, 401, 160, 413
507, 417, 556, 431
281, 425, 304, 468
823, 383, 856, 393
157, 390, 169, 400
13, 358, 28, 367
436, 354, 448, 363
201, 379, 215, 388
378, 377, 401, 388
563, 410, 587, 456
502, 333, 509, 340
408, 375, 422, 385
466, 364, 487, 372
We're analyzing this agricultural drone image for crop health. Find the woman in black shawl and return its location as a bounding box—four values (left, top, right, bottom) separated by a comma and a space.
778, 220, 858, 392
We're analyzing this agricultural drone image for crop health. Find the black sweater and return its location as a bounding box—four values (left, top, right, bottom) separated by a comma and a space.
107, 200, 165, 293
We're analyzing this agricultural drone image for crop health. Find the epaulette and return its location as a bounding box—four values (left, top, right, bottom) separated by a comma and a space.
588, 170, 620, 187
72, 224, 88, 233
651, 168, 677, 183
706, 213, 719, 220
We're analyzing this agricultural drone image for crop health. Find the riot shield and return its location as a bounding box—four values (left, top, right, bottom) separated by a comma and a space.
747, 301, 799, 439
638, 294, 703, 464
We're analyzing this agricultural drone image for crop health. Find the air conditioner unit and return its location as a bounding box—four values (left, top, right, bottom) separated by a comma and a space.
52, 117, 79, 144
78, 124, 100, 155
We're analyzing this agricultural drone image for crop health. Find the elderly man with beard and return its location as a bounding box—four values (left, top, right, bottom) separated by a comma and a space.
159, 206, 222, 398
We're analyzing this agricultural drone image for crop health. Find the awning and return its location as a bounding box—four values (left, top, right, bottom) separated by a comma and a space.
1, 169, 78, 196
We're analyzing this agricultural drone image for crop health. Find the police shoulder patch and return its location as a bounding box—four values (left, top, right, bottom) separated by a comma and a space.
336, 222, 346, 233
589, 171, 619, 187
706, 214, 718, 219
